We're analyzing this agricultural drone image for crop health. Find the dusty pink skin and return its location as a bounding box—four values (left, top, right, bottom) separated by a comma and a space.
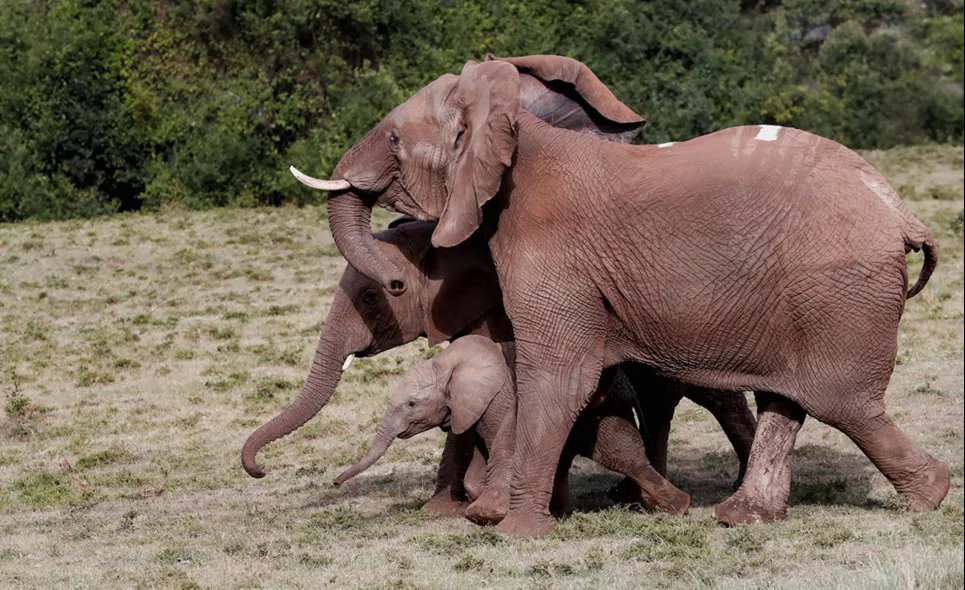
292, 54, 946, 537
332, 336, 691, 524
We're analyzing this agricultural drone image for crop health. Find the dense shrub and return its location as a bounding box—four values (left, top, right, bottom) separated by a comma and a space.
1, 0, 962, 221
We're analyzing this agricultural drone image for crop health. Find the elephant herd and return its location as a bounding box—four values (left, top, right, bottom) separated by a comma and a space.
241, 54, 949, 538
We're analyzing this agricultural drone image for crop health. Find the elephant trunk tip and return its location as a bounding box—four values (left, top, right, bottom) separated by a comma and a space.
386, 280, 406, 296
241, 440, 267, 479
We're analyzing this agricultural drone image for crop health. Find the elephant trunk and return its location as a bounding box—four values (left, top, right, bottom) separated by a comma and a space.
333, 418, 401, 486
241, 325, 352, 478
328, 191, 406, 296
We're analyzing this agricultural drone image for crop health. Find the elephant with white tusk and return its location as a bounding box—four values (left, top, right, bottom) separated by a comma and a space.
293, 53, 946, 537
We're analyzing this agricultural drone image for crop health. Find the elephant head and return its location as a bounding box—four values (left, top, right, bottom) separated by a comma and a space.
241, 220, 504, 478
333, 335, 511, 486
292, 54, 644, 289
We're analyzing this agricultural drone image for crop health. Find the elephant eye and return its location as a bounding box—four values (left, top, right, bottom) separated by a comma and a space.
453, 129, 465, 150
389, 131, 399, 147
407, 400, 415, 407
361, 290, 380, 307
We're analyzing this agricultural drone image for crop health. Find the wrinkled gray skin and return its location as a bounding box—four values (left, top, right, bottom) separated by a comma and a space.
301, 54, 947, 537
334, 335, 691, 522
242, 219, 757, 518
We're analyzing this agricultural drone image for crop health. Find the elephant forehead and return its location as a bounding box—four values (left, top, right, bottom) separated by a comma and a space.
392, 75, 458, 130
392, 372, 436, 403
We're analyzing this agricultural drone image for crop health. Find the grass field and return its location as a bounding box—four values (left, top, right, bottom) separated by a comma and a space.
1, 146, 962, 589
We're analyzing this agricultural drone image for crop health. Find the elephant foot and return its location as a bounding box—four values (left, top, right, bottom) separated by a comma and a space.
422, 494, 469, 518
714, 489, 786, 526
608, 477, 689, 516
464, 489, 508, 525
898, 457, 950, 512
496, 507, 556, 539
650, 485, 691, 516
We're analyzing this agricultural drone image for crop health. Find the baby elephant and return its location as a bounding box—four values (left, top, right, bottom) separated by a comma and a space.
333, 335, 689, 523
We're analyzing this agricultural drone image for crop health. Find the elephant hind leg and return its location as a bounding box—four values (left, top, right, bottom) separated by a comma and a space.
687, 388, 757, 487
585, 414, 690, 515
714, 391, 805, 526
817, 402, 949, 511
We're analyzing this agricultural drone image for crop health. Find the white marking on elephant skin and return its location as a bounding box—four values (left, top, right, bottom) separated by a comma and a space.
858, 168, 902, 215
657, 142, 676, 149
754, 125, 782, 141
342, 354, 355, 371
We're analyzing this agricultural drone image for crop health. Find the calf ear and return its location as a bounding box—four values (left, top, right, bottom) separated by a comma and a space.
487, 54, 645, 143
437, 341, 510, 435
422, 236, 502, 346
432, 60, 520, 249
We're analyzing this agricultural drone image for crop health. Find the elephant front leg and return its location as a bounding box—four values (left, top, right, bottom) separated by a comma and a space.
465, 409, 516, 525
423, 432, 474, 517
497, 362, 600, 538
714, 391, 805, 525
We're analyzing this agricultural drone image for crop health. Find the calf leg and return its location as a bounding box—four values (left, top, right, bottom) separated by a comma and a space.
423, 432, 473, 517
465, 405, 516, 525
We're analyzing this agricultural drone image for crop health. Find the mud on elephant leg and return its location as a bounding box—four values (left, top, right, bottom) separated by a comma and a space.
714, 392, 805, 526
423, 432, 474, 517
819, 402, 949, 511
687, 388, 757, 488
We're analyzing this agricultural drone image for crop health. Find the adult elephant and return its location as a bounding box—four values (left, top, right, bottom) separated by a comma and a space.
241, 218, 757, 517
294, 54, 948, 537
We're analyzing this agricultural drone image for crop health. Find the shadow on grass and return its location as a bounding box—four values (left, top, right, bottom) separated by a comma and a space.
292, 440, 880, 523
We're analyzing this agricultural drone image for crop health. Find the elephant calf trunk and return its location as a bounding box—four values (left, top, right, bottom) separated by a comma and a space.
333, 426, 398, 486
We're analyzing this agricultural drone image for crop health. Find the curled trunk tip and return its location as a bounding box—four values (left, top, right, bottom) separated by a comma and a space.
327, 192, 407, 296
332, 427, 397, 486
241, 441, 267, 478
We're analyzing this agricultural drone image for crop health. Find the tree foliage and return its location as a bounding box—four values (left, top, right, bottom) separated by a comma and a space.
1, 0, 962, 221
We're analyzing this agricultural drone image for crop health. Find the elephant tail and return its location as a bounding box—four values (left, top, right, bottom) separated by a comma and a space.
904, 231, 938, 299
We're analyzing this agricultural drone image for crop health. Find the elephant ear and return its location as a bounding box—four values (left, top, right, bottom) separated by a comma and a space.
437, 337, 510, 435
422, 234, 502, 346
432, 60, 520, 249
487, 54, 645, 144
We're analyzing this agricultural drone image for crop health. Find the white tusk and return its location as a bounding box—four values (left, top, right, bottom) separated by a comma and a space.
290, 165, 352, 191
342, 354, 355, 371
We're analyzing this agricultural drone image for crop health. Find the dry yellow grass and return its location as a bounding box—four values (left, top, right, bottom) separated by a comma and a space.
0, 145, 962, 589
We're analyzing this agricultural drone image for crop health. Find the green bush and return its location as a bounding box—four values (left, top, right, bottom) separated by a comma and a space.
1, 0, 962, 222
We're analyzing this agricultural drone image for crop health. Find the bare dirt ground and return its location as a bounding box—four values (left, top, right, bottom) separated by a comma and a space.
1, 145, 962, 589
